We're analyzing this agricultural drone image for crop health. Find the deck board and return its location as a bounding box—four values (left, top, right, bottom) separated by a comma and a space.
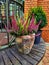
0, 54, 4, 65
5, 49, 21, 65
0, 39, 46, 65
1, 51, 12, 65
10, 48, 32, 65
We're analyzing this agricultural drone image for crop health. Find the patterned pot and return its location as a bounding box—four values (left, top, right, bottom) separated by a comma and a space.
15, 33, 35, 54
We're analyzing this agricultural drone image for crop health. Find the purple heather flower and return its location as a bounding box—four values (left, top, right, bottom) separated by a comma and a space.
28, 16, 35, 32
12, 17, 19, 31
28, 16, 42, 32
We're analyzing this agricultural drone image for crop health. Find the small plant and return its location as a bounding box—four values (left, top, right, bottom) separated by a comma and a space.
3, 12, 42, 54
4, 12, 41, 37
10, 15, 41, 36
28, 6, 47, 30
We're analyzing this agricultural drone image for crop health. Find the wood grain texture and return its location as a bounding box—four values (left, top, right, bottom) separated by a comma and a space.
0, 38, 46, 65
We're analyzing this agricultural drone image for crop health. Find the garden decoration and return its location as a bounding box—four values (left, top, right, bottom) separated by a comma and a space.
3, 12, 41, 54
28, 7, 47, 44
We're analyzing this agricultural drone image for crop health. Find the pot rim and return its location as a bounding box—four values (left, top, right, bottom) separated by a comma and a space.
16, 33, 35, 39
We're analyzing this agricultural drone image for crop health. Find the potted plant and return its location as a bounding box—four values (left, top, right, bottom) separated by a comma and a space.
4, 12, 41, 54
28, 6, 47, 44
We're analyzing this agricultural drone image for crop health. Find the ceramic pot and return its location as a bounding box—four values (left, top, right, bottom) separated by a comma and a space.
15, 33, 35, 54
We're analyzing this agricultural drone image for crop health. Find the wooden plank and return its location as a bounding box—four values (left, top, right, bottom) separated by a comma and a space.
30, 50, 44, 57
5, 49, 21, 65
10, 48, 32, 65
32, 48, 45, 54
33, 45, 46, 52
33, 45, 45, 51
34, 43, 45, 47
0, 38, 45, 65
20, 54, 37, 65
34, 44, 45, 48
28, 53, 41, 61
1, 51, 12, 65
0, 53, 4, 65
12, 42, 45, 65
12, 47, 37, 65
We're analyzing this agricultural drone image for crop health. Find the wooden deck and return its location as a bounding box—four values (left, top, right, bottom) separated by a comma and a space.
0, 39, 46, 65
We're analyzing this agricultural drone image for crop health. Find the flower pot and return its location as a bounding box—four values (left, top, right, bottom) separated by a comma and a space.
34, 31, 41, 44
15, 33, 35, 54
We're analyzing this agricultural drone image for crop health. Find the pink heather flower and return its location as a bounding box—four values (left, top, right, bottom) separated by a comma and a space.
11, 11, 19, 31
28, 15, 42, 32
11, 16, 19, 31
33, 20, 42, 32
30, 16, 35, 25
28, 23, 39, 32
7, 22, 12, 29
23, 16, 30, 31
28, 16, 35, 32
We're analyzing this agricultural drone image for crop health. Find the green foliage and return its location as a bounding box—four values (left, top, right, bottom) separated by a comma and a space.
28, 6, 47, 30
